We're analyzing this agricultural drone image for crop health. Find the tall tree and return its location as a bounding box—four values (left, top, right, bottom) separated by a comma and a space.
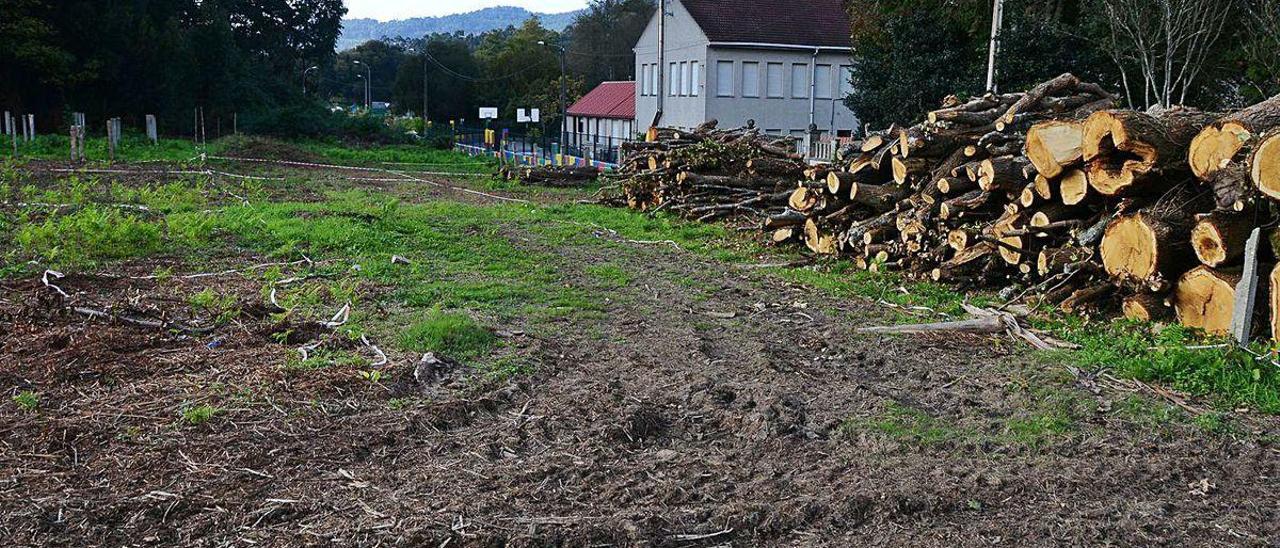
1092, 0, 1238, 108
565, 0, 656, 88
392, 34, 479, 122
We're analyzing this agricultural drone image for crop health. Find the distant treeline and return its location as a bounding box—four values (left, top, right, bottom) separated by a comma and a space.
845, 0, 1280, 129
1, 0, 345, 136
0, 0, 654, 140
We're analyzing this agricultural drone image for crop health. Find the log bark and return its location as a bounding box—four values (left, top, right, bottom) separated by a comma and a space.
1082, 108, 1216, 196
1038, 245, 1091, 276
850, 182, 908, 211
1122, 293, 1173, 322
1189, 93, 1280, 180
978, 156, 1031, 193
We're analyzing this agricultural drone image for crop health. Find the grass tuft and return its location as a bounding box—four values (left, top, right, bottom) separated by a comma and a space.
12, 391, 38, 412
180, 403, 220, 426
400, 309, 497, 359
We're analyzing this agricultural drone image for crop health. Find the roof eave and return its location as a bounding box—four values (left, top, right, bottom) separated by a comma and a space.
707, 41, 852, 52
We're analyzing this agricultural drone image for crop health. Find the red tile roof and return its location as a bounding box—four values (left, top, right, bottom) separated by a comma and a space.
567, 81, 636, 120
682, 0, 851, 49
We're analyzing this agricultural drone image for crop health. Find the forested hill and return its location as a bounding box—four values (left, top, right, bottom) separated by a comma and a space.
339, 7, 584, 50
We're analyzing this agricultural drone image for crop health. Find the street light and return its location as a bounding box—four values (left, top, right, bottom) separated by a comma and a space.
303, 65, 319, 96
353, 60, 371, 110
537, 40, 568, 153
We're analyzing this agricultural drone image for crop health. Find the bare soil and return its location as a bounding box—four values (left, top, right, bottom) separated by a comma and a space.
2, 163, 1279, 547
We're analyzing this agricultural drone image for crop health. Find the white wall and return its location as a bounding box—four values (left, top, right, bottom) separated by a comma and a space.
633, 0, 708, 131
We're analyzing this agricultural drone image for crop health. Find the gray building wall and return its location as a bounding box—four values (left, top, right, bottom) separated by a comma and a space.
705, 48, 858, 137
634, 0, 708, 131
632, 0, 859, 135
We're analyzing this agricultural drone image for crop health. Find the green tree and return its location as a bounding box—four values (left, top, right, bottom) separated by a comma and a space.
565, 0, 656, 88
392, 34, 480, 122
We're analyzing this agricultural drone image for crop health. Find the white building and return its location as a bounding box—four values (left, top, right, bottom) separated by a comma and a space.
633, 0, 858, 138
564, 81, 636, 162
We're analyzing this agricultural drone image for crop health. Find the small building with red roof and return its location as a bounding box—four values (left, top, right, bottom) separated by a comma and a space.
565, 81, 637, 161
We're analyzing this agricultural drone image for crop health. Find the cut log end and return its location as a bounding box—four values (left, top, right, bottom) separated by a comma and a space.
1191, 213, 1251, 268
1026, 120, 1084, 180
1252, 132, 1280, 200
1059, 169, 1089, 205
1189, 122, 1251, 180
1122, 294, 1171, 322
1100, 213, 1178, 286
1173, 266, 1240, 336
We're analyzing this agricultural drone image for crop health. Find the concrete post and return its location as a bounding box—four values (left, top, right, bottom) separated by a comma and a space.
146, 114, 157, 144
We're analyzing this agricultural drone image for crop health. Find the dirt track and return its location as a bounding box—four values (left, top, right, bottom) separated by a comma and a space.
3, 163, 1279, 547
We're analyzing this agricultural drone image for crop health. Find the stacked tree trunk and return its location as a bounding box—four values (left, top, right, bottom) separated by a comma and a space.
502, 164, 601, 186
606, 77, 1280, 341
611, 120, 808, 222
1172, 94, 1280, 337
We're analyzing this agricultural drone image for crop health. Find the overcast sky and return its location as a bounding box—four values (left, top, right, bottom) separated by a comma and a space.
345, 0, 590, 21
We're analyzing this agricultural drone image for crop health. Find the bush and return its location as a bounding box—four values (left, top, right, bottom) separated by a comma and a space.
239, 102, 409, 145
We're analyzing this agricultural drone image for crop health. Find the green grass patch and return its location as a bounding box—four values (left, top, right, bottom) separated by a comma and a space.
180, 403, 220, 426
12, 391, 38, 412
400, 309, 497, 359
2, 134, 204, 163
1049, 318, 1280, 414
585, 263, 631, 288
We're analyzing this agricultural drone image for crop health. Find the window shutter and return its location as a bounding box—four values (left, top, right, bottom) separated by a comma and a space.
766, 63, 784, 98
742, 62, 760, 98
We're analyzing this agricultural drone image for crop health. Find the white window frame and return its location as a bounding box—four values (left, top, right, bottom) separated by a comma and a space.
766, 62, 784, 99
680, 62, 690, 96
670, 62, 679, 96
742, 62, 760, 98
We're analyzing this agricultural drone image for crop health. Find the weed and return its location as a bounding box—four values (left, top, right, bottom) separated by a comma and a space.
400, 308, 497, 359
180, 404, 221, 426
585, 263, 631, 288
359, 369, 385, 384
482, 355, 535, 382
12, 391, 38, 412
189, 289, 241, 324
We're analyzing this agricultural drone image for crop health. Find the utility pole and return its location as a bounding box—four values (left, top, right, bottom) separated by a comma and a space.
653, 0, 667, 133
430, 54, 435, 129
985, 0, 1005, 93
353, 60, 371, 109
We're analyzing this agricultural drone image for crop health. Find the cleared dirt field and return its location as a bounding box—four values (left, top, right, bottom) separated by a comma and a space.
2, 154, 1279, 546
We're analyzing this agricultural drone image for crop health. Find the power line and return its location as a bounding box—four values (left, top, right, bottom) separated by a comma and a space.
421, 49, 554, 83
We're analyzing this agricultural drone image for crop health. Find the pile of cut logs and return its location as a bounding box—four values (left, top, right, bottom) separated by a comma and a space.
612, 121, 808, 222
501, 164, 601, 186
606, 73, 1280, 341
